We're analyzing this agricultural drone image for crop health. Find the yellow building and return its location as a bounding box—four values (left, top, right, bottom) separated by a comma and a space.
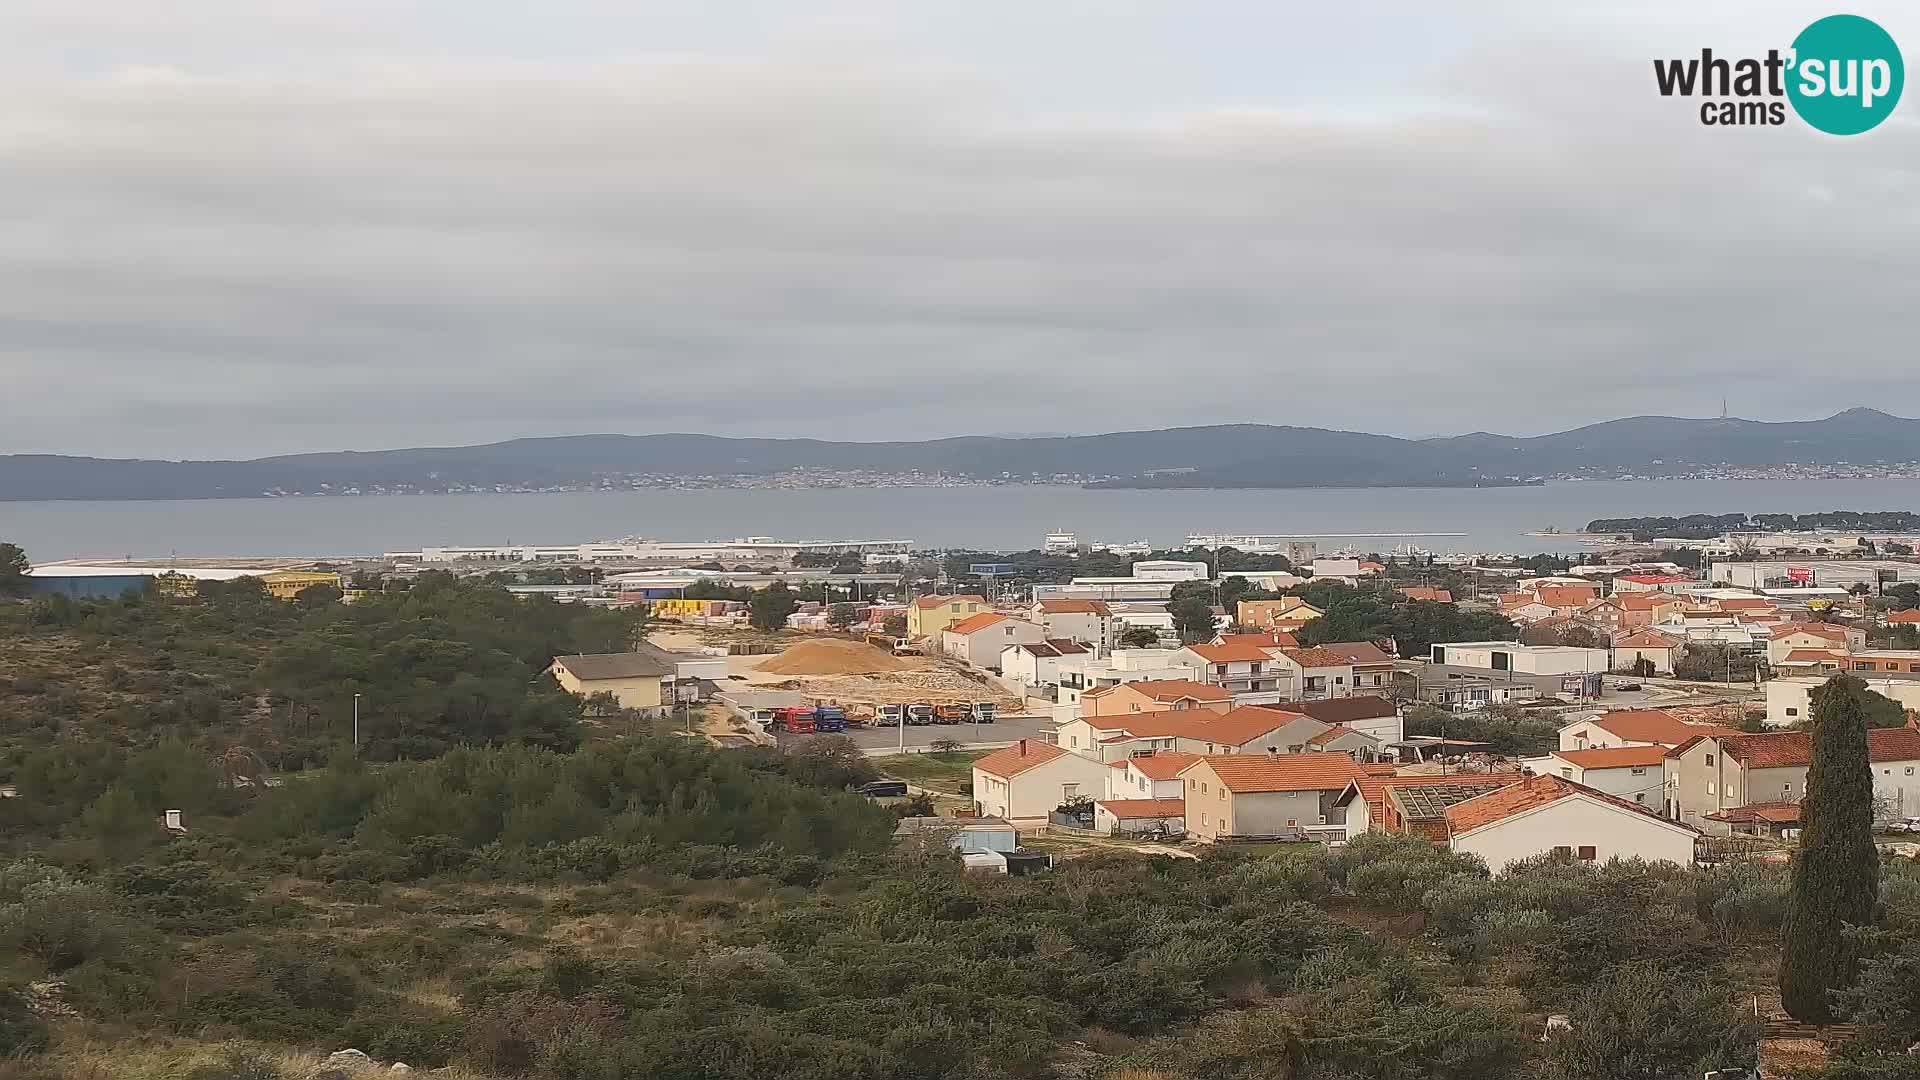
548, 648, 677, 715
1236, 598, 1324, 631
260, 570, 344, 600
907, 594, 989, 640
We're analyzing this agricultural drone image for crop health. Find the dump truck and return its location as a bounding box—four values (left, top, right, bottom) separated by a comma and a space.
906, 703, 936, 726
814, 705, 848, 733
933, 704, 970, 725
971, 702, 996, 724
772, 706, 817, 734
876, 704, 905, 726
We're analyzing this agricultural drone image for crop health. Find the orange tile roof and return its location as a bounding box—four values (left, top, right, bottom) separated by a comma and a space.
1619, 574, 1691, 585
1197, 706, 1317, 746
972, 740, 1070, 778
1713, 597, 1776, 611
1094, 679, 1232, 703
1614, 630, 1680, 648
1772, 622, 1849, 640
1615, 592, 1683, 610
1281, 646, 1352, 668
1187, 642, 1280, 663
1316, 641, 1395, 665
1219, 631, 1300, 649
1359, 762, 1399, 776
1307, 725, 1357, 746
1120, 751, 1203, 780
1534, 585, 1600, 608
1693, 727, 1920, 770
945, 612, 1009, 636
1889, 610, 1920, 624
1705, 801, 1802, 824
1780, 649, 1846, 663
1037, 599, 1113, 615
1583, 709, 1739, 746
1399, 587, 1454, 603
1095, 797, 1187, 818
914, 593, 985, 609
1275, 696, 1399, 726
1444, 773, 1689, 835
1190, 754, 1365, 793
1551, 745, 1670, 769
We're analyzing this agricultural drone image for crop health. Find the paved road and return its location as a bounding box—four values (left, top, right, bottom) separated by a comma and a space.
775, 712, 1056, 754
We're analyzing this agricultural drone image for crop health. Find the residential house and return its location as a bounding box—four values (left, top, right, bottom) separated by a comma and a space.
1398, 586, 1454, 603
1766, 674, 1920, 727
1889, 610, 1920, 627
1031, 599, 1117, 655
1080, 679, 1232, 719
1613, 630, 1683, 675
1104, 750, 1201, 800
1666, 726, 1920, 826
1316, 641, 1397, 694
1216, 629, 1300, 649
1000, 639, 1089, 689
1581, 592, 1684, 633
1306, 724, 1385, 761
1309, 558, 1365, 584
1178, 641, 1294, 701
907, 594, 989, 640
549, 647, 678, 715
972, 740, 1114, 820
1498, 598, 1560, 625
1059, 705, 1332, 761
1053, 649, 1204, 708
1703, 802, 1801, 838
1443, 774, 1701, 873
1430, 641, 1611, 677
1844, 649, 1920, 676
1181, 755, 1365, 842
1236, 598, 1324, 633
941, 613, 1046, 670
1280, 695, 1406, 743
1334, 772, 1523, 839
1774, 649, 1847, 677
1557, 708, 1739, 752
1273, 646, 1357, 700
1766, 622, 1867, 664
1528, 745, 1669, 809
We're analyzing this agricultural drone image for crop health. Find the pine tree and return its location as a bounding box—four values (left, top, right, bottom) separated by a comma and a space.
1779, 674, 1881, 1023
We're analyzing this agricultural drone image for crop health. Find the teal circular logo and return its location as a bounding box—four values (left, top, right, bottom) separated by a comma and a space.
1787, 14, 1903, 135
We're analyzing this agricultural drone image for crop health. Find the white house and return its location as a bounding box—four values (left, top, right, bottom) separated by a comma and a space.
1031, 599, 1118, 655
1557, 708, 1739, 752
1525, 745, 1669, 809
1092, 798, 1186, 835
1443, 774, 1701, 874
1429, 641, 1611, 676
1130, 560, 1210, 582
1104, 750, 1201, 800
1766, 622, 1866, 665
941, 613, 1046, 670
1177, 641, 1295, 700
1767, 675, 1920, 728
1000, 639, 1090, 689
1053, 648, 1203, 707
971, 740, 1113, 820
1612, 631, 1681, 676
1273, 647, 1358, 700
1288, 696, 1406, 744
1056, 705, 1332, 762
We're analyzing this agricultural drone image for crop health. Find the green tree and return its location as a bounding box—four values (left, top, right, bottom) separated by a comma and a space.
1118, 626, 1161, 649
1781, 674, 1883, 1023
882, 612, 907, 638
0, 543, 28, 598
1169, 594, 1216, 644
748, 582, 799, 632
825, 603, 859, 631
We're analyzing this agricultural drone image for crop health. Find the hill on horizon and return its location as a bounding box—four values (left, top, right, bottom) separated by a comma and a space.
2, 407, 1917, 501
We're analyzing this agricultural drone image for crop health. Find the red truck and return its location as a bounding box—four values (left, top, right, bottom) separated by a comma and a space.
771, 706, 818, 734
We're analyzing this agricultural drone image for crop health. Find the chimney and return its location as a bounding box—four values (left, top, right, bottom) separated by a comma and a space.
1018, 739, 1028, 757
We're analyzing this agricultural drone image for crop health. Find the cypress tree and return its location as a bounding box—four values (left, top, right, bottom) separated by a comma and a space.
1779, 674, 1881, 1023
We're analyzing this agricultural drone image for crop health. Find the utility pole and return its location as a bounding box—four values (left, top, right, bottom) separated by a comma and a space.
352, 693, 361, 751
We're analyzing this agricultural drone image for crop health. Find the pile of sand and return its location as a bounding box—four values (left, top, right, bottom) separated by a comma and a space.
757, 639, 910, 676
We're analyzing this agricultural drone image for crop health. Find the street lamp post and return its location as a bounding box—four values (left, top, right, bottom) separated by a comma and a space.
352, 693, 362, 751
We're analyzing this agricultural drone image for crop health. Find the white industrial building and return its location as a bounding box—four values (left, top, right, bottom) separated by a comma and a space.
1711, 559, 1920, 591
1130, 560, 1210, 582
1427, 641, 1611, 676
390, 537, 914, 564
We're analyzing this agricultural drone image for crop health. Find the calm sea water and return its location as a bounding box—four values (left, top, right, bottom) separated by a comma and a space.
5, 478, 1920, 561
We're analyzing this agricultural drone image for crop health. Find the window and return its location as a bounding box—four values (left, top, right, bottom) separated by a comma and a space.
1218, 789, 1225, 801
1201, 813, 1208, 827
1559, 768, 1573, 779
1786, 708, 1799, 717
1200, 782, 1208, 794
1634, 793, 1645, 803
1578, 846, 1597, 861
1553, 845, 1572, 856
1705, 754, 1714, 766
1069, 736, 1078, 747
1630, 767, 1646, 776
1707, 782, 1716, 795
1062, 784, 1078, 799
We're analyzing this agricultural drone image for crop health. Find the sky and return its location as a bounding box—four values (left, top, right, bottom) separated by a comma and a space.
2, 1, 1918, 459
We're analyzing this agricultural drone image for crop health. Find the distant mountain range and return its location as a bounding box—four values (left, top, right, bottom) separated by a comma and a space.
5, 408, 1920, 501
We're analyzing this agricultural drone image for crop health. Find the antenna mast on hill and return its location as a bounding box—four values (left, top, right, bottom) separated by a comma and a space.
1721, 398, 1729, 420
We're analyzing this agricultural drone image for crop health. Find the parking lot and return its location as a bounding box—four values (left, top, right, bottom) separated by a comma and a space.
776, 711, 1056, 754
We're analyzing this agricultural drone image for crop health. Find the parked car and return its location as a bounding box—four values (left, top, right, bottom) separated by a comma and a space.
1614, 682, 1643, 692
856, 780, 909, 798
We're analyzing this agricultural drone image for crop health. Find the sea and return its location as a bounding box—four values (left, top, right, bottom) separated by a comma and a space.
5, 478, 1920, 562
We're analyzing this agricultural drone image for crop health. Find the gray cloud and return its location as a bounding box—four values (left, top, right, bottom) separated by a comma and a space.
2, 2, 1918, 456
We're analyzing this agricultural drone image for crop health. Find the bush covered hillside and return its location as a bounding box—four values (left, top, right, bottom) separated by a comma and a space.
4, 567, 1920, 1078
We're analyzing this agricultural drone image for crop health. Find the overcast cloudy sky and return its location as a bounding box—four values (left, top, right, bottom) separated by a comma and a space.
2, 1, 1917, 458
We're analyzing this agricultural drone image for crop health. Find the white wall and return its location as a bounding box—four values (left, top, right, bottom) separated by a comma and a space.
945, 619, 1045, 669
1451, 795, 1696, 874
1545, 758, 1667, 809
1874, 759, 1920, 820
973, 754, 1112, 819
